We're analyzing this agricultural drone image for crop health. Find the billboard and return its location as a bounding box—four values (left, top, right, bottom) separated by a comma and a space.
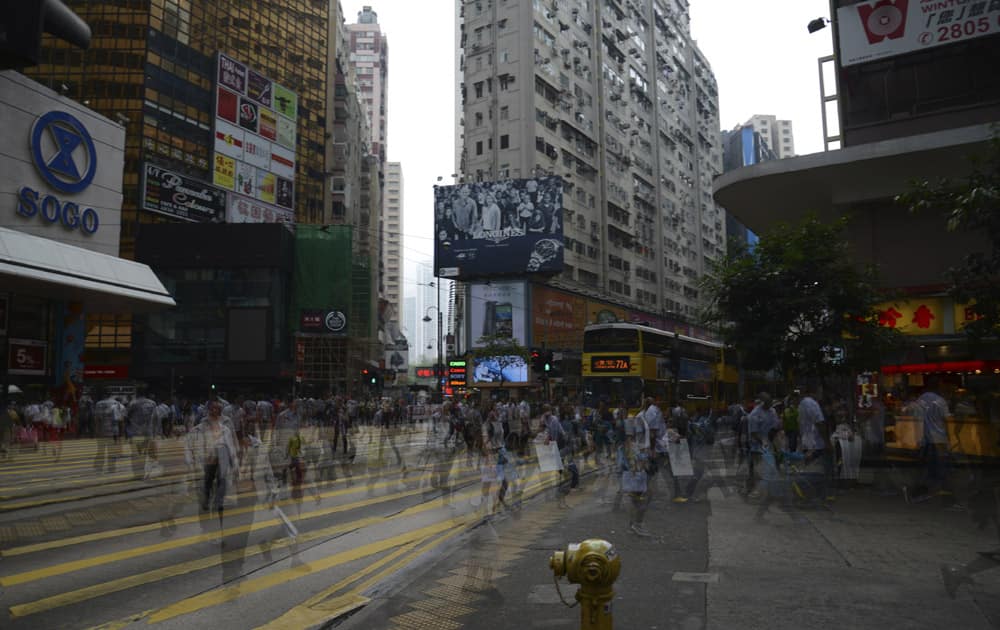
142, 163, 227, 223
213, 53, 296, 217
469, 281, 527, 348
227, 193, 294, 224
434, 177, 564, 279
531, 284, 588, 349
472, 355, 528, 384
837, 0, 1000, 67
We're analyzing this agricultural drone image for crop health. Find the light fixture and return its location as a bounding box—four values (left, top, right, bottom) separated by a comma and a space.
808, 17, 830, 33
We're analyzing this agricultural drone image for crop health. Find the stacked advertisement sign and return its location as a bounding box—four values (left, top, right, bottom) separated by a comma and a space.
213, 53, 296, 224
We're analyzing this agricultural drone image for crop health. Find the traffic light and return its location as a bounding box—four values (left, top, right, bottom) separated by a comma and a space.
543, 351, 553, 373
531, 349, 544, 373
0, 0, 92, 69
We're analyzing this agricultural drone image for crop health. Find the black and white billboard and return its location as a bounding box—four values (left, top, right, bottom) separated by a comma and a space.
434, 177, 564, 280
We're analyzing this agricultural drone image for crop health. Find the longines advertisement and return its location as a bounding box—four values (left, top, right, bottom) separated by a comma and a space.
433, 177, 564, 280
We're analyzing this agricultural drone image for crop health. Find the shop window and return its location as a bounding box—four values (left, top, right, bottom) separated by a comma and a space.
86, 314, 133, 350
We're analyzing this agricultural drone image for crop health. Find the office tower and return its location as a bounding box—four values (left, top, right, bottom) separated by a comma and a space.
457, 0, 725, 322
743, 114, 795, 159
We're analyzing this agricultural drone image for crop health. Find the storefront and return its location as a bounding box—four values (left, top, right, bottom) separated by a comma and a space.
0, 71, 175, 408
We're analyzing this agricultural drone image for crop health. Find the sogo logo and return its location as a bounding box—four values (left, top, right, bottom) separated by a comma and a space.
17, 111, 100, 235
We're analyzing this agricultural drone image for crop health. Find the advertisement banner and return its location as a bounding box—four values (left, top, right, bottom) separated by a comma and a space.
469, 281, 527, 347
530, 284, 587, 348
273, 83, 298, 120
214, 119, 245, 159
144, 163, 227, 222
257, 170, 276, 204
472, 355, 528, 384
217, 87, 239, 124
235, 161, 255, 198
9, 338, 46, 375
386, 348, 410, 373
837, 0, 1000, 67
218, 53, 246, 93
243, 136, 271, 169
259, 107, 277, 141
227, 192, 294, 224
434, 177, 564, 280
271, 144, 295, 179
276, 176, 294, 209
238, 96, 259, 133
586, 301, 627, 326
277, 117, 296, 150
83, 364, 129, 379
213, 154, 235, 190
300, 309, 348, 336
246, 70, 272, 107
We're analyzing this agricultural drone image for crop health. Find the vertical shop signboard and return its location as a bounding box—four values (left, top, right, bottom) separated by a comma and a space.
212, 53, 297, 223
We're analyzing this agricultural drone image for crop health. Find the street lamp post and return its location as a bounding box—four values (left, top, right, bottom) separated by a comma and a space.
423, 281, 443, 403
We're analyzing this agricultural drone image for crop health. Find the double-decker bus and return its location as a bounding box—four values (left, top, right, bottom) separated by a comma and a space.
580, 322, 737, 411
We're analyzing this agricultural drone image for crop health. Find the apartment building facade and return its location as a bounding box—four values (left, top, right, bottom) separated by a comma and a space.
744, 114, 795, 160
457, 0, 724, 324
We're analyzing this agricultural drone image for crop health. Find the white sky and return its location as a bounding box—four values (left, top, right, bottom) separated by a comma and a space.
339, 0, 836, 291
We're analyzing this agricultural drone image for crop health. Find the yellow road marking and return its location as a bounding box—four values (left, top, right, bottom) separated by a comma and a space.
146, 517, 465, 623
1, 460, 475, 558
12, 472, 559, 621
0, 468, 482, 585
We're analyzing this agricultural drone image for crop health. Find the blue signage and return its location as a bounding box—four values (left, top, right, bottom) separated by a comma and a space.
17, 111, 101, 235
30, 111, 98, 194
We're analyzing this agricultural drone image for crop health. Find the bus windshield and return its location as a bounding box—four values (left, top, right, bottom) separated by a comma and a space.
582, 327, 639, 352
582, 376, 644, 408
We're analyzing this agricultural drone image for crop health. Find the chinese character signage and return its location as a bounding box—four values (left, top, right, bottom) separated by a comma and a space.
213, 52, 296, 219
875, 298, 945, 335
227, 193, 294, 224
299, 309, 348, 335
837, 0, 1000, 67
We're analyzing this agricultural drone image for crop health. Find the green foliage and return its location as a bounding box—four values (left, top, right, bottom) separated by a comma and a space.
700, 215, 901, 377
896, 135, 1000, 341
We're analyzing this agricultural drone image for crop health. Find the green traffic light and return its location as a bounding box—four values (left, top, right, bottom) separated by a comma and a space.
544, 363, 551, 372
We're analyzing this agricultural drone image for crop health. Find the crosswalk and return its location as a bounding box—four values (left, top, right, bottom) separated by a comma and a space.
0, 425, 576, 629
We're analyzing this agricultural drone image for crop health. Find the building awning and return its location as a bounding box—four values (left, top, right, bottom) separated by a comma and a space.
0, 227, 175, 312
713, 123, 995, 233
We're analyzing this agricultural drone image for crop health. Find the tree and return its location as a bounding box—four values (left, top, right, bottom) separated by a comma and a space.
470, 334, 530, 391
896, 135, 1000, 341
700, 215, 902, 381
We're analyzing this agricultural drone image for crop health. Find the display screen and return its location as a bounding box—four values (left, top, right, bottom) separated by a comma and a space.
590, 356, 632, 372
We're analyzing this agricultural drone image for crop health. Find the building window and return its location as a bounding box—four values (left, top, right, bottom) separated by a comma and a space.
500, 134, 509, 149
475, 81, 484, 98
475, 111, 483, 126
500, 105, 509, 120
476, 140, 483, 155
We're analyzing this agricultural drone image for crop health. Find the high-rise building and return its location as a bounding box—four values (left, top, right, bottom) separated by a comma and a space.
720, 123, 777, 252
384, 162, 403, 331
743, 114, 794, 159
347, 6, 389, 164
457, 0, 724, 322
22, 0, 384, 393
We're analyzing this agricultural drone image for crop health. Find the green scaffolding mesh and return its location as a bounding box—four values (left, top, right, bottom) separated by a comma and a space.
291, 225, 354, 336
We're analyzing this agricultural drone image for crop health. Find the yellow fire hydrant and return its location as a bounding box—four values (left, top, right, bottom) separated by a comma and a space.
549, 538, 621, 630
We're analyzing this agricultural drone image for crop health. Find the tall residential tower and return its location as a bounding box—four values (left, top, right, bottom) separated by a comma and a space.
458, 0, 724, 322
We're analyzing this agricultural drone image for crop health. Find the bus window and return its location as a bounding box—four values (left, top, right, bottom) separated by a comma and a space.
583, 328, 639, 352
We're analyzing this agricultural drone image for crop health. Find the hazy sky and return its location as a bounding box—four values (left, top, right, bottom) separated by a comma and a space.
338, 0, 836, 288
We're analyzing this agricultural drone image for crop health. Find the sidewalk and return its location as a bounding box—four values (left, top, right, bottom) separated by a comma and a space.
340, 464, 1000, 630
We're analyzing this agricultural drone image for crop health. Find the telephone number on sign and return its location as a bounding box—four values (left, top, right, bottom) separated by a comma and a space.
923, 16, 998, 44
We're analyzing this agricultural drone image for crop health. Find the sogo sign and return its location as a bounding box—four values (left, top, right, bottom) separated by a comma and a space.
15, 111, 101, 234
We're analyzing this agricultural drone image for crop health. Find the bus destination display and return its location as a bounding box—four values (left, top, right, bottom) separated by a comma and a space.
590, 356, 631, 372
